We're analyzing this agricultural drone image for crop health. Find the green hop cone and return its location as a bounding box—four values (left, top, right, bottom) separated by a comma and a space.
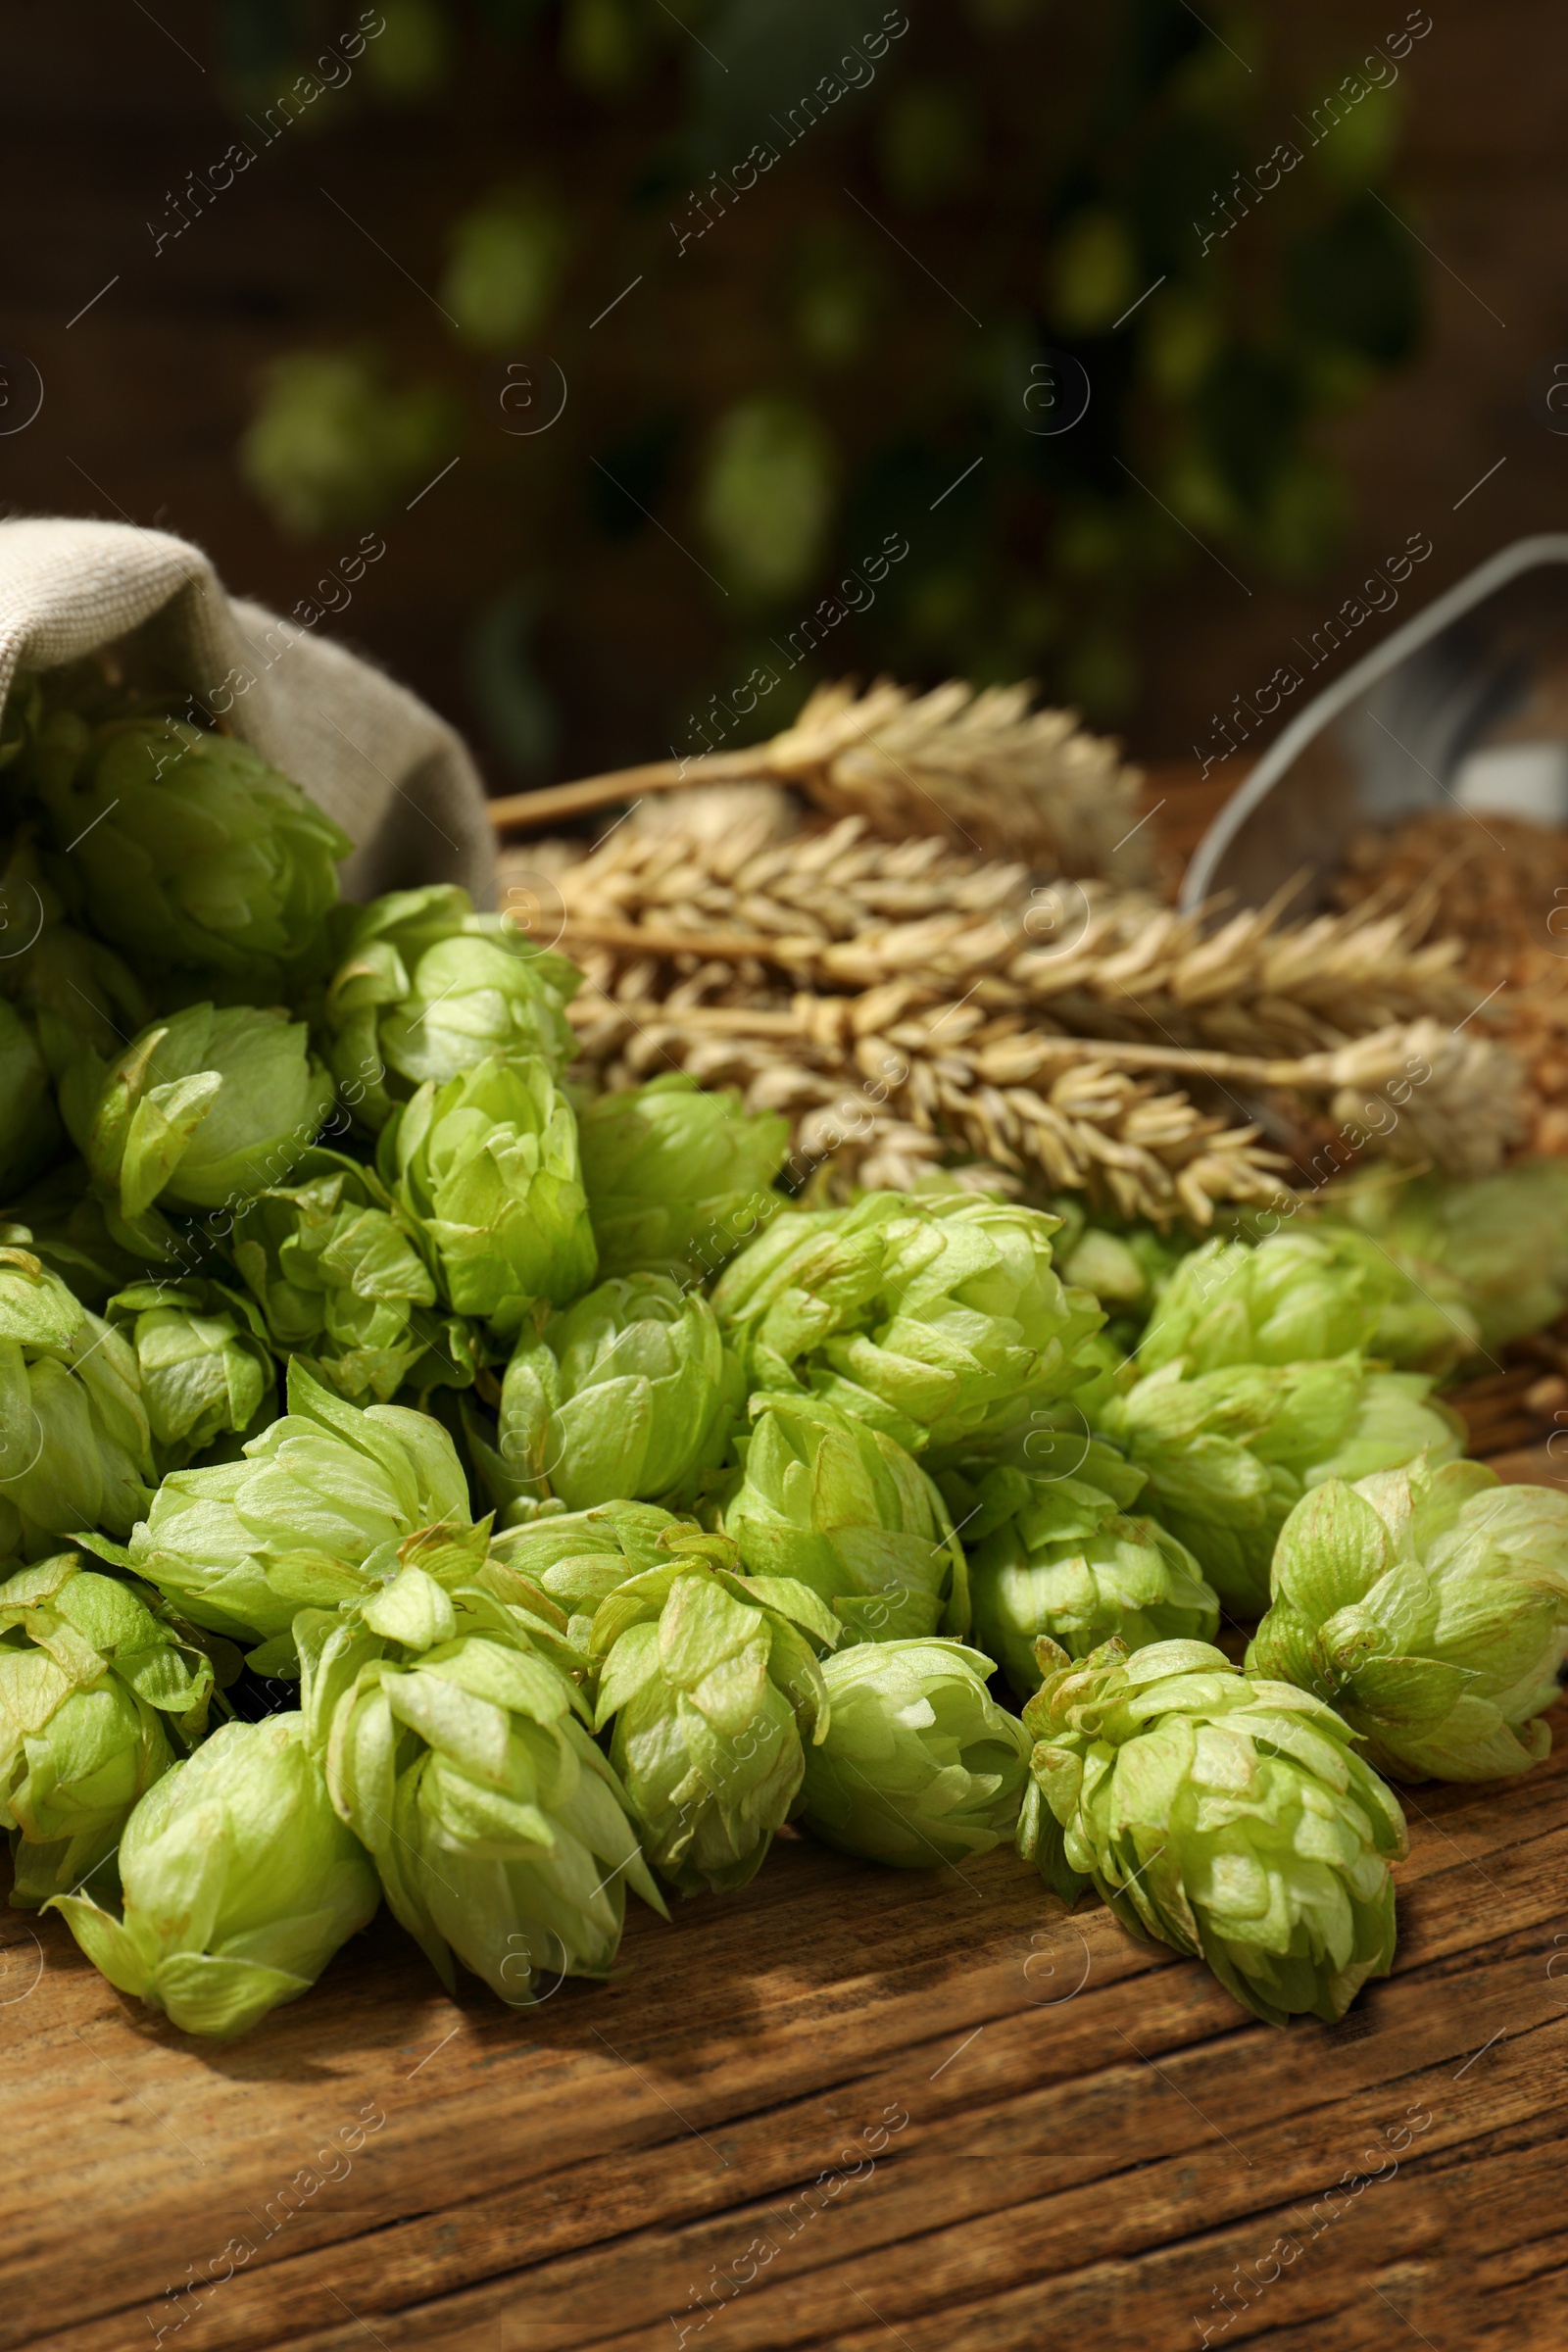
298, 1555, 666, 2001
378, 1053, 598, 1341
1095, 1356, 1463, 1617
1139, 1230, 1394, 1375
488, 1275, 743, 1517
577, 1073, 790, 1282
799, 1639, 1031, 1867
228, 1148, 483, 1405
1017, 1636, 1407, 2027
111, 1360, 477, 1662
75, 1004, 335, 1229
940, 1446, 1219, 1696
1318, 1159, 1568, 1354
320, 884, 581, 1133
0, 998, 60, 1195
724, 1392, 967, 1643
489, 1498, 687, 1649
591, 1524, 840, 1893
0, 1552, 214, 1907
24, 712, 351, 994
104, 1279, 275, 1469
48, 1713, 379, 2036
1248, 1458, 1568, 1782
711, 1191, 1103, 1457
0, 1245, 155, 1559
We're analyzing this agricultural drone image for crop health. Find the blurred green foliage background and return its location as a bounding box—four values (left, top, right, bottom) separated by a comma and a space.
220, 0, 1424, 779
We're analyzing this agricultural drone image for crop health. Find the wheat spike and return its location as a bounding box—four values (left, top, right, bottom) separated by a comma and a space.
489, 676, 1148, 879
536, 808, 1482, 1056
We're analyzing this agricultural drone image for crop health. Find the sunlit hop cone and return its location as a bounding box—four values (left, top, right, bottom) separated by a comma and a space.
591, 1524, 839, 1893
800, 1638, 1031, 1867
1140, 1222, 1480, 1380
724, 1392, 967, 1642
0, 1552, 214, 1907
576, 1073, 790, 1282
1094, 1356, 1463, 1617
48, 1713, 378, 2036
106, 1359, 477, 1666
378, 1053, 597, 1340
0, 1245, 155, 1560
73, 1003, 334, 1232
228, 1147, 483, 1405
488, 1497, 688, 1649
488, 1274, 743, 1517
1139, 1229, 1391, 1374
23, 710, 351, 996
710, 1191, 1103, 1457
1319, 1159, 1568, 1355
1248, 1458, 1568, 1782
940, 1453, 1219, 1697
320, 883, 581, 1132
104, 1278, 275, 1469
1017, 1636, 1406, 2027
297, 1555, 665, 2002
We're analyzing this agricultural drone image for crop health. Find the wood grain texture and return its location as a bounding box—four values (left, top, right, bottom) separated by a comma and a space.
8, 1696, 1566, 2352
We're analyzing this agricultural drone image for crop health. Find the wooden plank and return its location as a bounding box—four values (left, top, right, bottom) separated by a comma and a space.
11, 1700, 1567, 2352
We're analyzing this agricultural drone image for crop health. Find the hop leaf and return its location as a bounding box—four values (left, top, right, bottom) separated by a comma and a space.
802, 1639, 1030, 1867
1249, 1457, 1568, 1781
48, 1713, 378, 2036
0, 1552, 214, 1906
1018, 1636, 1406, 2027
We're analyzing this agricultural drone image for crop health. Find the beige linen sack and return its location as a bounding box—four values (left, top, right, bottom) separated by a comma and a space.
0, 515, 496, 906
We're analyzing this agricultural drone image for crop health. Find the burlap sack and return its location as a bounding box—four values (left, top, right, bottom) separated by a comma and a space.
0, 515, 496, 906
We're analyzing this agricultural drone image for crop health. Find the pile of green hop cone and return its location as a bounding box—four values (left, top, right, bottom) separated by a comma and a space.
4, 663, 1567, 2042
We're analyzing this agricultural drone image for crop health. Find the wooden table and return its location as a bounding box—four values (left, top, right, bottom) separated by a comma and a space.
10, 1689, 1566, 2352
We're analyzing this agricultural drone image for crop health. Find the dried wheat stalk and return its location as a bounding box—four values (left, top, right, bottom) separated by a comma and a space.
489, 677, 1149, 880
566, 959, 1523, 1193
540, 808, 1482, 1058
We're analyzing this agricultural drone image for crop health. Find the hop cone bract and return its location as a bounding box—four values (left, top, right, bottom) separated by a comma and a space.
800, 1638, 1031, 1866
49, 1713, 378, 2036
1018, 1636, 1406, 2026
1249, 1457, 1568, 1781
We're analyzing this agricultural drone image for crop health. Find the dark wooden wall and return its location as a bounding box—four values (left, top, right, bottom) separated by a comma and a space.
3, 0, 1566, 785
